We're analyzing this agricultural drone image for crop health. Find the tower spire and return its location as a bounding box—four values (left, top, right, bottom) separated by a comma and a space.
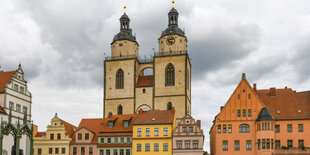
172, 0, 175, 8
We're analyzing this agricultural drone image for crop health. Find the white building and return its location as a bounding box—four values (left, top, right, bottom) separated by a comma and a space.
0, 64, 32, 155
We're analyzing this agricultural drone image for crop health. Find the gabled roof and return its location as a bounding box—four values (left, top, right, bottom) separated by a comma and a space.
257, 88, 310, 120
134, 109, 175, 125
0, 106, 6, 114
60, 119, 77, 138
71, 118, 104, 144
0, 71, 16, 93
136, 75, 153, 87
256, 107, 274, 122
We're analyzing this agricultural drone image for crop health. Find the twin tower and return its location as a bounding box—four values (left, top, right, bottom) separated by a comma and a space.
104, 5, 191, 121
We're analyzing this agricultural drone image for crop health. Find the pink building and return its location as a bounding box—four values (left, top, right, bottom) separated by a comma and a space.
173, 115, 204, 155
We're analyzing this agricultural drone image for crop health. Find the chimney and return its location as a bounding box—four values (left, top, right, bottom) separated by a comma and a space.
253, 83, 257, 92
220, 106, 224, 111
270, 88, 276, 97
197, 120, 201, 128
242, 73, 246, 80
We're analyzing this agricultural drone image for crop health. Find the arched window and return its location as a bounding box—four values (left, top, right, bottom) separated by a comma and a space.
165, 63, 175, 86
117, 105, 123, 115
239, 124, 250, 133
116, 69, 124, 89
167, 102, 172, 110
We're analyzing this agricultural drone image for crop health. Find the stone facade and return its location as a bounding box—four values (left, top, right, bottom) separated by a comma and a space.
173, 115, 204, 155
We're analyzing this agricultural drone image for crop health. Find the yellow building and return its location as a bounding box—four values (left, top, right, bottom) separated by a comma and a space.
104, 4, 191, 121
132, 108, 176, 155
33, 113, 77, 155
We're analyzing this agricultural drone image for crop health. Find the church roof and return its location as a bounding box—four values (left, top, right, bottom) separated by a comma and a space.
136, 75, 153, 87
0, 71, 15, 93
112, 30, 137, 44
161, 25, 185, 38
120, 13, 129, 20
256, 107, 274, 122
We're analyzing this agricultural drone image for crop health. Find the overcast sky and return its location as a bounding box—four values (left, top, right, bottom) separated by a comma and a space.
1, 0, 310, 152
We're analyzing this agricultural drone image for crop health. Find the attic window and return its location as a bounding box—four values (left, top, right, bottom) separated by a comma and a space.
298, 110, 301, 113
123, 120, 129, 128
108, 121, 114, 128
276, 110, 280, 114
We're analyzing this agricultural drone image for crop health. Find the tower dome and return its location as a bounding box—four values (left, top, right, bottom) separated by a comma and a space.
112, 13, 138, 44
160, 7, 185, 38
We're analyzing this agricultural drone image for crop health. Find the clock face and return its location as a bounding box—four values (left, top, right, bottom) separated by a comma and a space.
166, 36, 175, 45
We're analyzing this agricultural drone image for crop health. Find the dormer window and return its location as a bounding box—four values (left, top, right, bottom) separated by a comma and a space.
123, 120, 129, 128
108, 121, 114, 128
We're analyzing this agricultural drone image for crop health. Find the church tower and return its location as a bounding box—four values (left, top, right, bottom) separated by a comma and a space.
104, 2, 191, 121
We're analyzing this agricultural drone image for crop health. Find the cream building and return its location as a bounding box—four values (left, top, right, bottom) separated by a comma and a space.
33, 113, 76, 155
104, 6, 191, 121
0, 64, 32, 155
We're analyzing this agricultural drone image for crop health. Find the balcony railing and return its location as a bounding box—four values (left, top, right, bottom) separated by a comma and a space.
154, 51, 187, 57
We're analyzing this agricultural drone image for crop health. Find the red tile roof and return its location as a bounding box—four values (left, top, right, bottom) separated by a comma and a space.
0, 106, 6, 114
136, 75, 153, 87
0, 71, 15, 93
133, 109, 175, 125
257, 88, 310, 120
99, 114, 138, 135
35, 132, 46, 137
60, 119, 77, 138
71, 118, 104, 144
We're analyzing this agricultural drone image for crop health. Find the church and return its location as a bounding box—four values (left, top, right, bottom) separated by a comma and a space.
103, 2, 191, 121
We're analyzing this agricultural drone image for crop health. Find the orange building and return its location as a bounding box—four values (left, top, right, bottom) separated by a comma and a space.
210, 73, 310, 155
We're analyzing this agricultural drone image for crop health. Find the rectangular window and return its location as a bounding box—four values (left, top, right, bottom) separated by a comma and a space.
78, 133, 82, 140
123, 120, 129, 128
121, 137, 124, 143
85, 133, 89, 140
163, 143, 168, 151
108, 138, 111, 143
137, 128, 142, 137
50, 134, 54, 140
189, 127, 193, 132
185, 140, 191, 149
262, 139, 266, 149
234, 140, 240, 151
154, 143, 159, 151
154, 128, 159, 136
218, 125, 221, 133
223, 125, 226, 133
163, 128, 168, 136
106, 149, 110, 155
49, 148, 53, 154
258, 139, 261, 150
228, 124, 232, 133
177, 141, 182, 149
108, 121, 114, 128
89, 147, 93, 155
223, 141, 228, 151
113, 149, 117, 155
16, 104, 21, 112
55, 148, 59, 154
120, 149, 124, 155
145, 143, 150, 151
114, 137, 118, 143
100, 138, 104, 143
272, 139, 274, 149
237, 110, 241, 117
248, 109, 251, 117
14, 84, 18, 91
137, 144, 142, 152
275, 125, 280, 133
62, 148, 65, 154
299, 140, 304, 148
81, 147, 85, 155
193, 140, 199, 149
246, 140, 252, 150
287, 140, 293, 148
238, 94, 240, 99
20, 86, 25, 94
298, 124, 303, 132
267, 139, 270, 149
73, 147, 77, 155
127, 137, 130, 143
126, 149, 130, 155
275, 140, 280, 149
287, 124, 292, 132
57, 133, 61, 140
243, 109, 246, 117
146, 128, 150, 136
9, 102, 14, 110
23, 106, 27, 114
182, 127, 187, 132
38, 148, 42, 155
100, 150, 104, 155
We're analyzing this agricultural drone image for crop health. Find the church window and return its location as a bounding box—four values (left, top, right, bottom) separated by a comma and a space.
167, 102, 172, 110
116, 69, 124, 89
117, 105, 123, 115
165, 64, 175, 86
239, 124, 250, 133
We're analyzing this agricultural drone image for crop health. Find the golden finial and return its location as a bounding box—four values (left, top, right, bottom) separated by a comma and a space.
172, 0, 175, 8
124, 5, 127, 13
